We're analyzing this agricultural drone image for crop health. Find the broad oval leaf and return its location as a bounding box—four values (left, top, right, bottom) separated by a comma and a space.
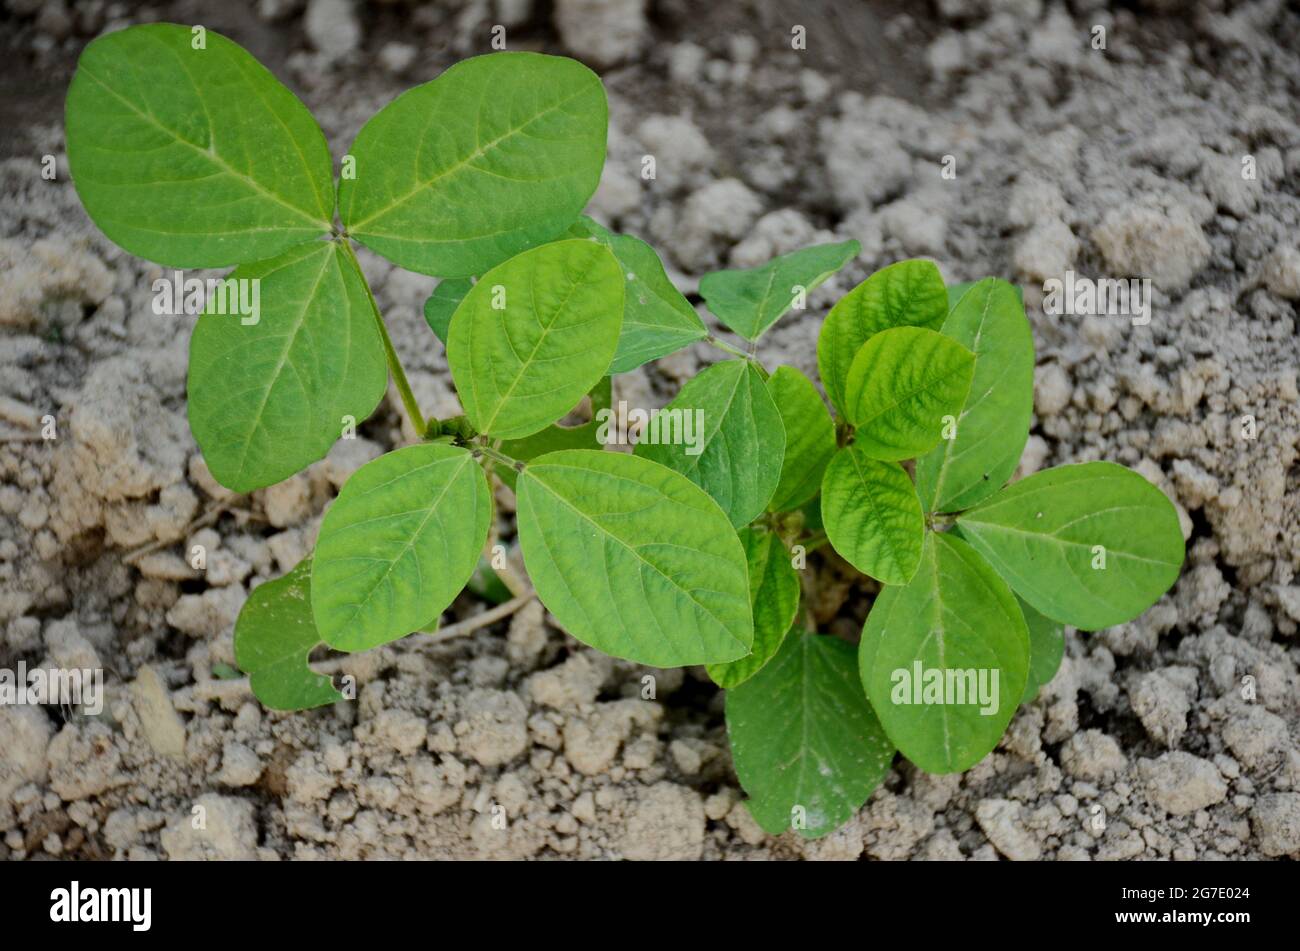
569, 217, 708, 372
859, 532, 1030, 773
447, 239, 624, 440
820, 445, 924, 585
67, 23, 332, 268
312, 444, 491, 651
423, 277, 473, 345
707, 527, 801, 689
916, 279, 1034, 513
700, 240, 860, 341
844, 325, 975, 461
955, 462, 1185, 630
1019, 597, 1065, 704
516, 449, 752, 667
234, 560, 343, 711
635, 359, 785, 528
728, 630, 895, 839
188, 240, 387, 493
817, 259, 948, 416
340, 52, 607, 278
765, 365, 837, 513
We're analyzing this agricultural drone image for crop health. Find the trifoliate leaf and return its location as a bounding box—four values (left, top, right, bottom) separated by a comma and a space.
234, 560, 343, 711
916, 278, 1034, 513
516, 449, 753, 667
765, 365, 837, 513
817, 259, 948, 416
820, 445, 924, 585
67, 24, 333, 267
728, 630, 895, 838
312, 444, 491, 651
447, 239, 624, 440
843, 326, 975, 461
635, 359, 784, 527
187, 240, 387, 493
423, 278, 473, 345
340, 52, 607, 277
859, 532, 1029, 773
707, 527, 801, 689
699, 240, 860, 341
955, 462, 1185, 630
568, 217, 707, 372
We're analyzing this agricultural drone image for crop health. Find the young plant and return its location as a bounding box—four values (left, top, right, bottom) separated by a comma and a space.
66, 25, 1185, 840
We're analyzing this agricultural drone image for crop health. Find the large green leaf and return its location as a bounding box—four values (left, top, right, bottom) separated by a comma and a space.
820, 445, 924, 585
423, 277, 473, 345
312, 444, 491, 651
707, 527, 801, 689
859, 532, 1029, 773
516, 449, 752, 667
635, 359, 784, 528
699, 240, 860, 341
843, 326, 975, 461
447, 239, 624, 440
340, 52, 607, 278
817, 259, 948, 416
1019, 597, 1065, 704
916, 279, 1034, 513
955, 462, 1185, 630
66, 24, 332, 268
765, 365, 837, 513
568, 217, 708, 372
188, 241, 387, 493
234, 560, 343, 711
728, 630, 895, 839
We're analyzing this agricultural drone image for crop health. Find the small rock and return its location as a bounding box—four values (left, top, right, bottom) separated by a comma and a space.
621, 782, 705, 860
1130, 671, 1190, 748
1139, 752, 1227, 816
457, 689, 529, 767
1060, 729, 1126, 780
1222, 706, 1290, 772
554, 0, 647, 67
1251, 793, 1300, 857
975, 798, 1042, 861
129, 665, 187, 758
160, 794, 258, 860
1092, 204, 1211, 293
304, 0, 361, 58
217, 742, 262, 787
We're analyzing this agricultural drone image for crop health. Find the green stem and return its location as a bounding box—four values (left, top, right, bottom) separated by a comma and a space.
707, 334, 753, 361
474, 443, 523, 471
803, 530, 829, 553
341, 240, 427, 436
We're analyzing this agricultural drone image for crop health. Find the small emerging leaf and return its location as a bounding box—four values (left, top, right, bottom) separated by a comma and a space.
728, 630, 895, 839
956, 462, 1185, 630
447, 239, 624, 440
916, 278, 1034, 513
569, 217, 708, 372
423, 278, 473, 345
188, 240, 387, 493
707, 527, 801, 689
818, 259, 948, 416
859, 532, 1030, 773
67, 24, 333, 268
699, 240, 860, 341
636, 359, 785, 528
765, 365, 837, 513
312, 444, 491, 651
234, 560, 343, 711
517, 449, 752, 667
340, 52, 607, 277
820, 445, 924, 585
843, 326, 975, 461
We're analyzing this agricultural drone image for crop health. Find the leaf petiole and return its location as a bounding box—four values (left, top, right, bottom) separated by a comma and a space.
340, 239, 428, 435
